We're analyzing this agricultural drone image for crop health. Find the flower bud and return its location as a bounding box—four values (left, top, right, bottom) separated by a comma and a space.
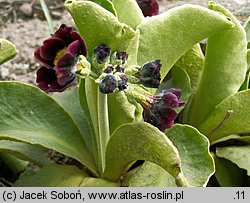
136, 0, 159, 17
142, 88, 184, 131
117, 74, 128, 91
93, 44, 111, 64
99, 74, 118, 94
116, 52, 128, 64
139, 60, 161, 88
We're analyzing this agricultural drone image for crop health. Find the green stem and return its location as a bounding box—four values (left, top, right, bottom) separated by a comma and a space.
97, 90, 110, 174
40, 0, 55, 33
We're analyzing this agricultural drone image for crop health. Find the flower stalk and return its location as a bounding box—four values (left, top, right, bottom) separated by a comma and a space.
97, 90, 110, 174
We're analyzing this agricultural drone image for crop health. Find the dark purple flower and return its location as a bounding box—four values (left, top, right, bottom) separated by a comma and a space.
94, 44, 111, 64
104, 65, 114, 73
136, 0, 159, 17
117, 74, 128, 91
139, 60, 161, 88
115, 65, 124, 73
34, 24, 87, 93
99, 74, 118, 94
142, 88, 184, 131
116, 52, 128, 64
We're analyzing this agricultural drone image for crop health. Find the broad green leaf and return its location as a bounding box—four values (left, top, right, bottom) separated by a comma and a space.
89, 0, 117, 16
0, 153, 28, 174
102, 122, 181, 182
52, 86, 93, 157
174, 44, 204, 96
122, 161, 176, 187
14, 163, 118, 187
214, 156, 245, 187
85, 78, 111, 174
65, 0, 139, 65
113, 0, 144, 29
108, 91, 136, 134
137, 4, 234, 79
0, 39, 18, 65
187, 2, 248, 127
244, 17, 250, 41
216, 146, 250, 176
199, 90, 250, 142
213, 134, 250, 145
157, 66, 191, 114
239, 69, 250, 90
174, 44, 204, 123
80, 177, 119, 187
14, 164, 88, 186
166, 124, 215, 186
0, 140, 50, 167
0, 82, 97, 175
78, 79, 97, 165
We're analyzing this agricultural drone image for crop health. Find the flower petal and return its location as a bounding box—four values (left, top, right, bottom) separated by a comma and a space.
67, 40, 81, 56
136, 0, 159, 17
36, 66, 61, 92
54, 24, 73, 44
34, 47, 54, 69
56, 52, 75, 67
40, 37, 65, 60
70, 31, 88, 56
57, 73, 76, 87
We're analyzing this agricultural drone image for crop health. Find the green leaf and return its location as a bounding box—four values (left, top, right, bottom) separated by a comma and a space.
0, 153, 28, 174
0, 82, 97, 175
88, 0, 117, 16
174, 44, 204, 96
52, 86, 93, 157
166, 124, 215, 186
78, 79, 98, 165
213, 134, 250, 145
108, 91, 137, 134
187, 2, 248, 127
157, 66, 191, 114
14, 164, 88, 186
214, 155, 245, 187
216, 146, 250, 176
113, 0, 144, 29
122, 161, 176, 187
244, 17, 250, 41
239, 69, 250, 90
0, 140, 50, 167
80, 177, 119, 187
174, 45, 204, 122
0, 39, 18, 65
102, 122, 181, 182
65, 0, 139, 65
15, 163, 119, 187
199, 90, 250, 142
137, 4, 234, 79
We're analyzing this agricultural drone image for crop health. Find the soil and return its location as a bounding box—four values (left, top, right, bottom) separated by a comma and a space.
0, 0, 249, 186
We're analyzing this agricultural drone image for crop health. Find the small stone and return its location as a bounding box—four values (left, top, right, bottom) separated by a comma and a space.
19, 3, 33, 17
0, 67, 9, 79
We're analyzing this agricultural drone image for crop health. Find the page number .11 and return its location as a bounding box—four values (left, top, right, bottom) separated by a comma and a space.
234, 191, 245, 200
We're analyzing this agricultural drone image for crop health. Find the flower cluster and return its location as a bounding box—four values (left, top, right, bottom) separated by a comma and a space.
35, 24, 87, 92
93, 44, 129, 94
34, 24, 184, 131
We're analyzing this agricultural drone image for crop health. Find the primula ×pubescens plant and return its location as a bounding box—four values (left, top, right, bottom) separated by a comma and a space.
0, 0, 250, 187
